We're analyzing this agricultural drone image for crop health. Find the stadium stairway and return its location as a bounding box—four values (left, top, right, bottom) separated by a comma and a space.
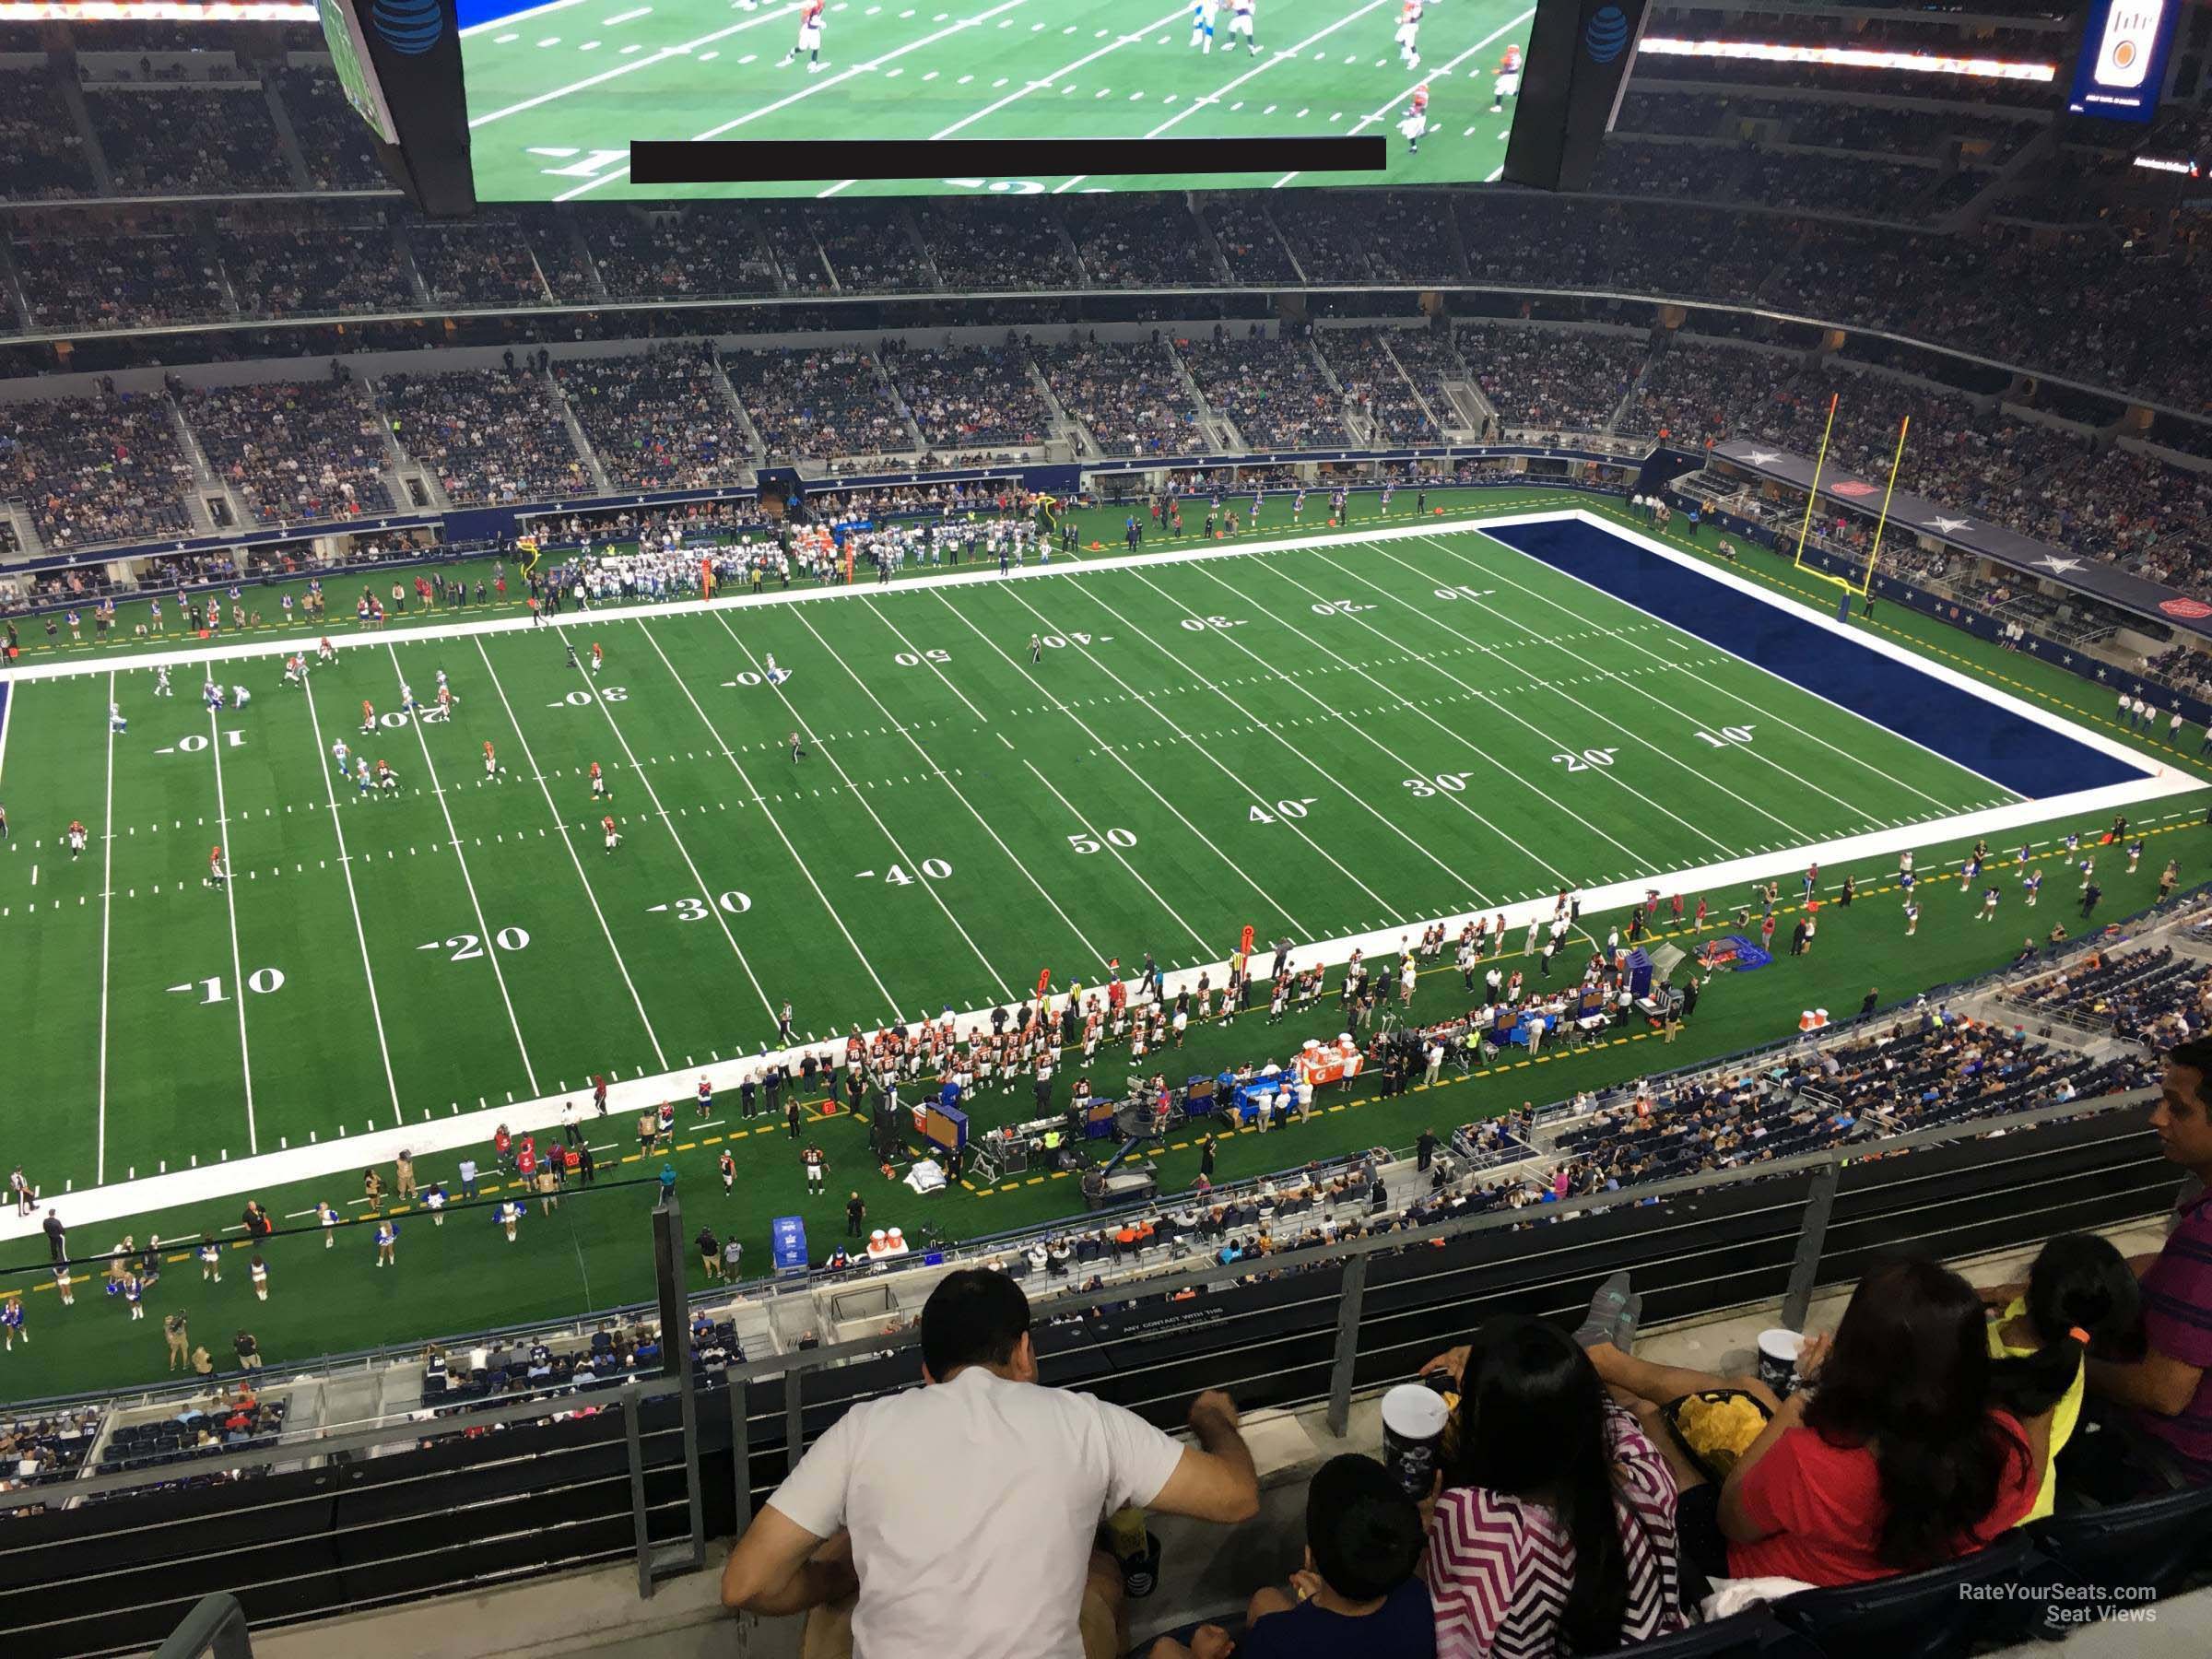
214, 1221, 2211, 1659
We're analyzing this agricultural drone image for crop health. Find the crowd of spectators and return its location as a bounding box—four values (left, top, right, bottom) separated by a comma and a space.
13, 226, 229, 331
724, 345, 910, 461
378, 364, 594, 505
1201, 199, 1298, 285
267, 65, 384, 192
1462, 324, 1648, 433
0, 68, 98, 201
1590, 138, 1944, 221
0, 1411, 101, 1505
2016, 947, 2212, 1051
1175, 330, 1343, 452
97, 1388, 287, 1476
409, 220, 547, 310
1557, 1015, 2141, 1191
577, 207, 780, 301
86, 85, 291, 195
1, 391, 195, 547
886, 343, 1053, 451
182, 377, 394, 525
554, 343, 753, 490
798, 200, 931, 295
1035, 337, 1206, 458
1273, 194, 1467, 287
215, 208, 416, 317
913, 199, 1078, 291
1313, 328, 1438, 445
1065, 195, 1218, 289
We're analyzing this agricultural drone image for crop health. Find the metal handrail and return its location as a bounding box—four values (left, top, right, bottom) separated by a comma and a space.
153, 1594, 252, 1659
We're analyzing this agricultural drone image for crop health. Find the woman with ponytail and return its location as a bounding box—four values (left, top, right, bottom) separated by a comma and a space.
1984, 1232, 2140, 1523
1423, 1317, 1687, 1657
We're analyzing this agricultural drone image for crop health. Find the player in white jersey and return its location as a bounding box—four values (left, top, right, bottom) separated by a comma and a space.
764, 653, 792, 687
66, 819, 88, 857
332, 737, 350, 780
108, 701, 127, 735
1227, 0, 1258, 53
1190, 0, 1217, 52
356, 758, 374, 795
1395, 1, 1422, 67
203, 680, 224, 712
154, 665, 172, 697
1491, 42, 1522, 113
781, 0, 826, 70
230, 686, 252, 711
1400, 82, 1430, 153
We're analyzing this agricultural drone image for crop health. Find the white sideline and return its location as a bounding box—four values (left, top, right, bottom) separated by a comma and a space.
0, 509, 2195, 1242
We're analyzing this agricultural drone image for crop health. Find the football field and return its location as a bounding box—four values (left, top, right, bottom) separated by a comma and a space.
0, 508, 2185, 1209
462, 0, 1535, 202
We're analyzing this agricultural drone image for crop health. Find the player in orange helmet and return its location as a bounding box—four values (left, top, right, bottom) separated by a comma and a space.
589, 760, 610, 802
359, 699, 375, 735
1492, 42, 1524, 113
780, 0, 826, 71
1394, 0, 1422, 68
602, 815, 623, 854
484, 740, 501, 779
1400, 82, 1430, 154
206, 844, 227, 889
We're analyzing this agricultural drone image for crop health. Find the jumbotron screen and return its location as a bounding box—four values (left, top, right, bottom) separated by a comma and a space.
461, 0, 1538, 203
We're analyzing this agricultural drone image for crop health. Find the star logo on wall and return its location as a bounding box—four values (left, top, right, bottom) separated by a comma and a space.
2036, 556, 2086, 574
1926, 516, 1975, 535
1742, 450, 1780, 465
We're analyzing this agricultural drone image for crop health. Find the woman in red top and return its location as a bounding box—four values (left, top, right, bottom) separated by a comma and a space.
1590, 1256, 2048, 1588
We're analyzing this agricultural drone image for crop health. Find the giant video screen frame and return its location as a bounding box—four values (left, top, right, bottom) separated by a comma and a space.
460, 0, 1536, 203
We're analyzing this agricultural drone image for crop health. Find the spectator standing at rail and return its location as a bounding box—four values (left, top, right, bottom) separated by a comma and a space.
722, 1267, 1259, 1658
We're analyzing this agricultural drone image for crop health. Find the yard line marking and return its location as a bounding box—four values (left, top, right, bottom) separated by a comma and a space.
998, 582, 1406, 920
383, 645, 540, 1098
935, 592, 1308, 939
1441, 533, 1988, 814
1362, 539, 1862, 836
791, 604, 1109, 970
629, 619, 903, 1019
1184, 557, 1660, 877
475, 638, 668, 1073
704, 611, 1017, 1000
555, 0, 1032, 199
860, 595, 990, 723
1110, 570, 1503, 907
468, 0, 795, 125
563, 645, 779, 1030
205, 701, 259, 1155
300, 673, 404, 1131
1145, 0, 1391, 140
1019, 758, 1212, 954
1310, 547, 1743, 856
97, 675, 117, 1182
933, 3, 1187, 137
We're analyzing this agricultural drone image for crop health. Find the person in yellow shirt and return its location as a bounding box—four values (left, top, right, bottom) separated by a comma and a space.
1983, 1233, 2141, 1523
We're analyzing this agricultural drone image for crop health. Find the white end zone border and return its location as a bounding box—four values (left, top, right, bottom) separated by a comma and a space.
0, 508, 2201, 1241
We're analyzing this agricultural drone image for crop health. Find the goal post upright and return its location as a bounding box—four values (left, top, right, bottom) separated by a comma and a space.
1790, 391, 1840, 577
1858, 413, 1912, 600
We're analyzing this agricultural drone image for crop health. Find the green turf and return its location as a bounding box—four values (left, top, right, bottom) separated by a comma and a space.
461, 0, 1534, 203
2, 497, 2206, 1401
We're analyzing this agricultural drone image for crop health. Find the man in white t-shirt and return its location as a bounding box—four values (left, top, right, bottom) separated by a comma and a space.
721, 1269, 1259, 1658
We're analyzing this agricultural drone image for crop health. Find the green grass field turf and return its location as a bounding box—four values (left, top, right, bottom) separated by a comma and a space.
462, 0, 1534, 203
2, 497, 2206, 1401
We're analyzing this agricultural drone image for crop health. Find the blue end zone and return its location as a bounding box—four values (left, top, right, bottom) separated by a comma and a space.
1480, 519, 2147, 800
